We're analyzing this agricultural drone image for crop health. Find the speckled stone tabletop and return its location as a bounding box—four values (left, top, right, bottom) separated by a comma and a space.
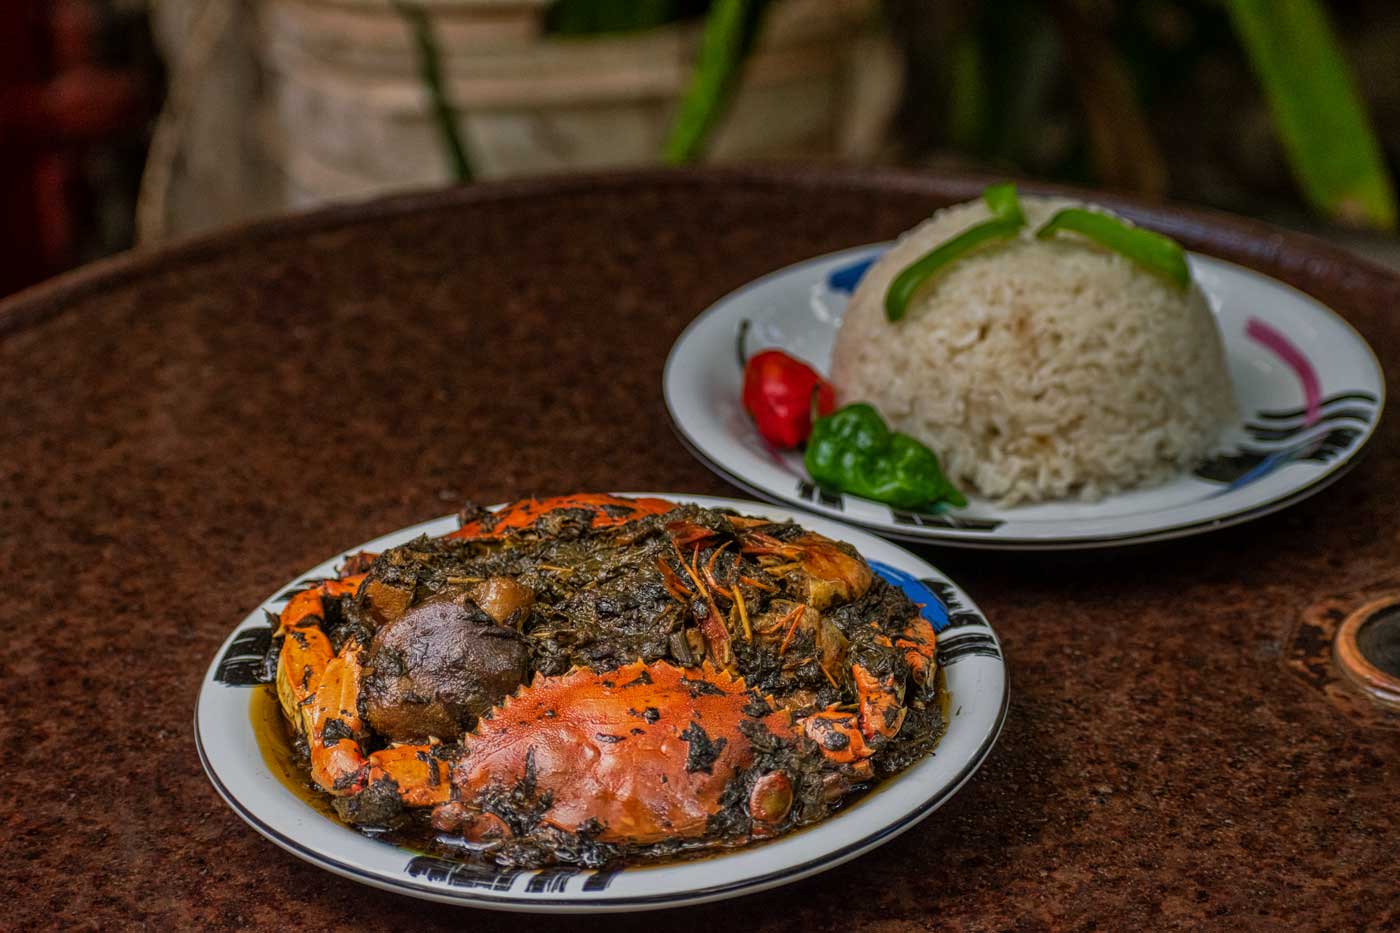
3, 168, 1398, 931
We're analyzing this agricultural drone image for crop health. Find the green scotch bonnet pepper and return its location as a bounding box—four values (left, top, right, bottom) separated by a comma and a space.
804, 403, 967, 510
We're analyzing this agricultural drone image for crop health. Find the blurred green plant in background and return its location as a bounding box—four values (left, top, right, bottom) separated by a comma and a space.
394, 1, 474, 182
915, 0, 1394, 228
398, 0, 778, 173
1226, 0, 1393, 227
400, 0, 1396, 230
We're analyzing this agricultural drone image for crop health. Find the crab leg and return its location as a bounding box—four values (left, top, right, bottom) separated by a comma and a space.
853, 665, 907, 740
799, 709, 873, 764
448, 493, 675, 541
366, 746, 451, 807
275, 575, 365, 729
894, 615, 937, 685
799, 661, 909, 772
306, 651, 369, 791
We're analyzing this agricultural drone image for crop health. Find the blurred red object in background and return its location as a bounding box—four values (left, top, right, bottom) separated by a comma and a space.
0, 0, 145, 297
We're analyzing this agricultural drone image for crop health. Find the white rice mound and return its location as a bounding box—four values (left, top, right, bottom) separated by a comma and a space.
830, 195, 1237, 506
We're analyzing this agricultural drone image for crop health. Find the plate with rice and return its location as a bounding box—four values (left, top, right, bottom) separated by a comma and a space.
663, 188, 1384, 550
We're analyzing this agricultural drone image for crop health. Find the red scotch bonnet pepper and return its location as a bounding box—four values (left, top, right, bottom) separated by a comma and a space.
741, 350, 837, 448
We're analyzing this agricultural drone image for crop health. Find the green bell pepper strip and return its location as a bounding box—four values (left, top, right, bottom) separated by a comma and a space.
804, 403, 967, 510
1035, 208, 1191, 289
884, 183, 1026, 322
981, 182, 1026, 226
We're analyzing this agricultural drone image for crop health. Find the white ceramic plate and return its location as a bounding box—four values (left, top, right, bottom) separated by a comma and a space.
664, 246, 1385, 549
196, 494, 1007, 913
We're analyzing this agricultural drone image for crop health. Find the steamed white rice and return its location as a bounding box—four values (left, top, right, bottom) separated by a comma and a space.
829, 195, 1237, 506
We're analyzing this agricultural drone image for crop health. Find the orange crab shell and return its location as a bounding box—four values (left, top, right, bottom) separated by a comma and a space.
449, 660, 794, 845
447, 494, 677, 542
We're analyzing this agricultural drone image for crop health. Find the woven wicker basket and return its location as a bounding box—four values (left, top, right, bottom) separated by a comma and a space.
141, 0, 899, 241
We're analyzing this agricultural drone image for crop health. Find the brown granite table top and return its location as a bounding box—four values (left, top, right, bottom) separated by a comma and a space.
3, 168, 1398, 931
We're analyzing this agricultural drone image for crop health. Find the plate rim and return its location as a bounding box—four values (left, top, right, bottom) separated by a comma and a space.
195, 493, 1009, 912
670, 425, 1370, 551
662, 243, 1386, 550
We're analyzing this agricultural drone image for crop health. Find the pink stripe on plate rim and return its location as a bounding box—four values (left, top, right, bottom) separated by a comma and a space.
1245, 317, 1321, 427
